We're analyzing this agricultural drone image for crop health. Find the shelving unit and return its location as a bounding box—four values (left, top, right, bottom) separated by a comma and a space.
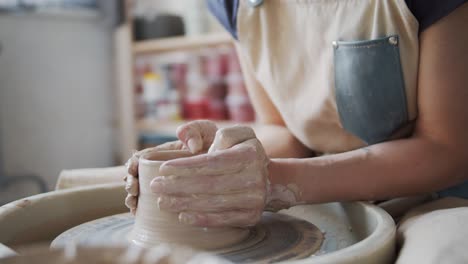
114, 2, 240, 162
133, 32, 232, 55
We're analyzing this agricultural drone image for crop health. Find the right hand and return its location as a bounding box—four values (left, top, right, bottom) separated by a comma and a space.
124, 120, 218, 214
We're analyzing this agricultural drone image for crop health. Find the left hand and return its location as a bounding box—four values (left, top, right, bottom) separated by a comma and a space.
151, 126, 270, 227
124, 120, 219, 214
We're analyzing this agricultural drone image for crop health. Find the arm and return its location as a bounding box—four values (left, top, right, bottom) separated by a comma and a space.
235, 44, 313, 159
269, 4, 468, 203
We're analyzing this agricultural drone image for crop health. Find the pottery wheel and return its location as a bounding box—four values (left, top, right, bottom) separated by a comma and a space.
52, 212, 324, 263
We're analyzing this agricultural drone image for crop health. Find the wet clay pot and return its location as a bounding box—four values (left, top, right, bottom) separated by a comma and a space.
129, 150, 249, 250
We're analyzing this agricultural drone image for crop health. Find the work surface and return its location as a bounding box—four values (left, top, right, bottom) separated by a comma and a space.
0, 184, 395, 263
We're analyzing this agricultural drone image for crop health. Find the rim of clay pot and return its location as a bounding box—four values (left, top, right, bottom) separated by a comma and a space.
139, 150, 193, 166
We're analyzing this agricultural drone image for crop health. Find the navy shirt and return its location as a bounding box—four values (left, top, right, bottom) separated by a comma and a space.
208, 0, 468, 40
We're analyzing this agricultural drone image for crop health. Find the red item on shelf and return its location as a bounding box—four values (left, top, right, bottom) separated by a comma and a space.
170, 63, 188, 98
225, 69, 255, 122
183, 96, 210, 120
208, 99, 228, 120
203, 52, 228, 120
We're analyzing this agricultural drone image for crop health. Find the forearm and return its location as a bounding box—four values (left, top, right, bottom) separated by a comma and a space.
254, 124, 313, 159
269, 136, 468, 204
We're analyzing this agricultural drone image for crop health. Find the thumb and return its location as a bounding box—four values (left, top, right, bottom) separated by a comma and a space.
176, 120, 218, 153
208, 126, 256, 153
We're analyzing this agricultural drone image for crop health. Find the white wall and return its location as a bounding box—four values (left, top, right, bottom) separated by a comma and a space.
0, 11, 116, 201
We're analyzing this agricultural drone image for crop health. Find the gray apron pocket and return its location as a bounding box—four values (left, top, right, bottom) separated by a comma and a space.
334, 35, 408, 145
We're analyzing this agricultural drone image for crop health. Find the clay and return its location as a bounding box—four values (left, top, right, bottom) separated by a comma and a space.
266, 183, 303, 211
129, 150, 249, 250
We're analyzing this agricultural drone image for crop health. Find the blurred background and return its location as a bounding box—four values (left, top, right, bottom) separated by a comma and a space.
0, 0, 254, 204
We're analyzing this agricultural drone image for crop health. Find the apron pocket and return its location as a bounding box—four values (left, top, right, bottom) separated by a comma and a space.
333, 35, 408, 145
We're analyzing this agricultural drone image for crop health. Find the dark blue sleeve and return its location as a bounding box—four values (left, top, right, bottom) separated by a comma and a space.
206, 0, 239, 39
405, 0, 468, 31
207, 0, 468, 38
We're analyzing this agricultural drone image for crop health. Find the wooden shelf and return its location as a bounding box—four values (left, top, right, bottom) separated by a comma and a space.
133, 32, 233, 55
137, 119, 254, 136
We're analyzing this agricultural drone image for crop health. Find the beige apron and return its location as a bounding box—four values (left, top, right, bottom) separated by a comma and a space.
236, 0, 419, 154
235, 3, 468, 262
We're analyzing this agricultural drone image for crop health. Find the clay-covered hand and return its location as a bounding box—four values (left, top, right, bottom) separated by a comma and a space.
152, 126, 275, 227
124, 120, 218, 214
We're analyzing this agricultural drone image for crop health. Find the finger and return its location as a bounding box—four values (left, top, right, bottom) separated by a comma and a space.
130, 208, 137, 216
151, 172, 263, 195
208, 126, 256, 153
179, 210, 262, 227
126, 153, 140, 178
125, 194, 138, 210
159, 145, 256, 177
176, 120, 218, 153
126, 141, 184, 177
125, 174, 139, 196
158, 192, 265, 213
126, 147, 157, 177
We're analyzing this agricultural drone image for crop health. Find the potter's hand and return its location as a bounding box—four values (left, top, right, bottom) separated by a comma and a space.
152, 126, 273, 227
124, 120, 218, 214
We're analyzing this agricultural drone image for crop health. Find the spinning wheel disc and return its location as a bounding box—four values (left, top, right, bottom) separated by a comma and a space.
52, 212, 324, 263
